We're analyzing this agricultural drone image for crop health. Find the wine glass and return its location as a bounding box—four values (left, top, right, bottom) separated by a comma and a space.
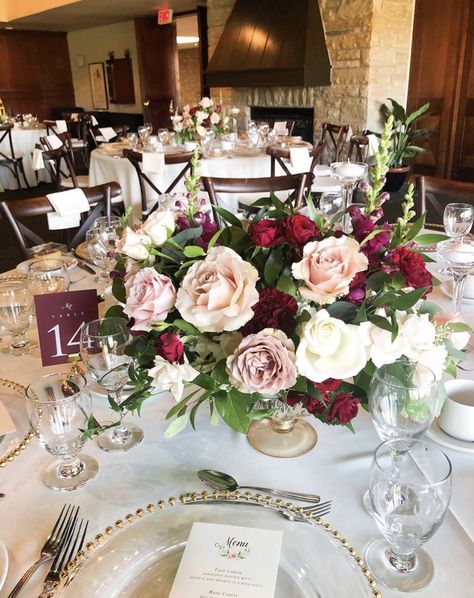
127, 132, 138, 149
258, 122, 269, 145
28, 258, 70, 295
25, 371, 99, 491
437, 238, 474, 315
80, 317, 143, 452
137, 126, 149, 147
85, 228, 113, 288
248, 121, 259, 148
443, 203, 473, 240
158, 128, 170, 146
364, 438, 452, 592
330, 161, 368, 233
0, 280, 37, 355
144, 122, 153, 136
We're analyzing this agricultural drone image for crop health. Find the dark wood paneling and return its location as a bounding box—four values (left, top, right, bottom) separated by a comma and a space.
0, 30, 74, 119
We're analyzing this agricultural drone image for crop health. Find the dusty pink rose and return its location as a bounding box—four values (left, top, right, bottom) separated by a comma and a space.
176, 246, 259, 332
292, 236, 368, 304
226, 328, 297, 395
124, 267, 176, 332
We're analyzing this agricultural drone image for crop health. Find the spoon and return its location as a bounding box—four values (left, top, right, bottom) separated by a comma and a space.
198, 469, 320, 503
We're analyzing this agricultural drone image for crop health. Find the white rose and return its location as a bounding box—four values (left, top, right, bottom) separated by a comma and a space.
416, 345, 447, 382
142, 210, 175, 246
196, 125, 207, 138
116, 227, 151, 261
296, 309, 369, 382
361, 319, 404, 368
199, 97, 213, 109
210, 112, 220, 125
149, 355, 198, 401
196, 110, 207, 124
399, 313, 436, 359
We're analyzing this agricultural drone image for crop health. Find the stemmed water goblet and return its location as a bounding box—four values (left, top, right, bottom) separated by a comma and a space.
127, 132, 138, 149
28, 258, 70, 295
330, 161, 368, 233
257, 122, 269, 146
80, 317, 143, 452
137, 125, 149, 147
364, 438, 452, 592
85, 228, 113, 289
437, 238, 474, 314
438, 203, 474, 276
158, 128, 170, 146
0, 280, 37, 355
247, 121, 259, 148
144, 122, 153, 136
25, 371, 99, 490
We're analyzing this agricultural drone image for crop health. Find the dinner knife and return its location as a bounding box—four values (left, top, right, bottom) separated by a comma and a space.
75, 260, 95, 275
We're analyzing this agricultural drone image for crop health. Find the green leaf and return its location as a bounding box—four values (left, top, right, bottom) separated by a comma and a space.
305, 194, 318, 221
172, 226, 203, 246
414, 233, 448, 244
327, 301, 358, 323
105, 304, 125, 319
368, 314, 392, 332
183, 245, 206, 258
214, 206, 242, 228
193, 372, 216, 391
212, 360, 229, 385
276, 273, 297, 297
166, 389, 200, 419
215, 391, 251, 433
418, 300, 442, 317
173, 319, 201, 336
207, 227, 225, 250
264, 246, 284, 286
405, 102, 430, 126
210, 404, 219, 426
445, 322, 472, 333
112, 277, 126, 304
389, 287, 428, 311
107, 394, 122, 413
164, 412, 190, 438
402, 213, 425, 242
366, 271, 390, 292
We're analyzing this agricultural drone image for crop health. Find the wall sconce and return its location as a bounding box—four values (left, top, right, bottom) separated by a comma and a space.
76, 54, 86, 68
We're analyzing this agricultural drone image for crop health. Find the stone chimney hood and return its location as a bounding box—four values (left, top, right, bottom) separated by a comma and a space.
205, 0, 331, 88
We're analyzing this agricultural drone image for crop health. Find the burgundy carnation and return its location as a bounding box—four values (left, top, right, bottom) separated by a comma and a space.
327, 392, 359, 424
281, 215, 319, 247
240, 288, 298, 336
155, 332, 184, 364
249, 219, 284, 248
391, 246, 433, 295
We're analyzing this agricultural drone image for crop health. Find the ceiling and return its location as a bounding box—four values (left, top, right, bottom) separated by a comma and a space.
0, 0, 204, 31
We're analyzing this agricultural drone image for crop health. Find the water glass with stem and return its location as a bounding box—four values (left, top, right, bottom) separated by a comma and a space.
25, 371, 99, 491
364, 438, 452, 592
0, 280, 37, 355
28, 258, 70, 295
127, 132, 138, 149
85, 228, 113, 288
330, 161, 368, 233
443, 202, 473, 240
80, 317, 143, 452
437, 238, 474, 315
137, 125, 149, 147
158, 128, 170, 146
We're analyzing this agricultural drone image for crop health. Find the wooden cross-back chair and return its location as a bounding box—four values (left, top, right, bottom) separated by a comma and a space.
347, 135, 370, 162
0, 182, 121, 259
201, 173, 313, 216
410, 174, 474, 229
123, 148, 196, 216
89, 124, 129, 148
267, 142, 326, 177
38, 139, 89, 190
320, 122, 350, 162
0, 123, 30, 189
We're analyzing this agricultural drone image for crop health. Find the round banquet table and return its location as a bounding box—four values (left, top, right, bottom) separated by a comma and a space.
88, 148, 341, 222
0, 266, 473, 597
0, 126, 50, 190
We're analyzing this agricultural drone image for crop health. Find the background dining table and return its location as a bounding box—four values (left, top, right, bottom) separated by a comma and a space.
0, 264, 473, 597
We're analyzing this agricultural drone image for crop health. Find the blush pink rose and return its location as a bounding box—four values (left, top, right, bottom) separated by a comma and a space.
292, 236, 368, 304
226, 328, 297, 395
124, 267, 176, 332
176, 246, 259, 332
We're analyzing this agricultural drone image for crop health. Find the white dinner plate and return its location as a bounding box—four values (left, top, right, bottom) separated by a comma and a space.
0, 539, 8, 593
16, 256, 78, 275
52, 496, 376, 597
426, 418, 474, 453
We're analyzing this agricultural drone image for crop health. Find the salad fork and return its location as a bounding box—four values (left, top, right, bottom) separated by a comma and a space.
7, 505, 78, 598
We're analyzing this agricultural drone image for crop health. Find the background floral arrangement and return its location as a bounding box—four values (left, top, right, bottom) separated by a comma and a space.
170, 96, 229, 144
89, 117, 469, 438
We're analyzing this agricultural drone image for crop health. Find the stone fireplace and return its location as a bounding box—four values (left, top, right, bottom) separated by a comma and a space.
250, 106, 314, 143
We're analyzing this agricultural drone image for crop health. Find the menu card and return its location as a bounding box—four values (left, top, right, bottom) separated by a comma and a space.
169, 522, 282, 598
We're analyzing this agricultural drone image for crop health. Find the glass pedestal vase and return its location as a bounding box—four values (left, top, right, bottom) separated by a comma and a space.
247, 397, 318, 458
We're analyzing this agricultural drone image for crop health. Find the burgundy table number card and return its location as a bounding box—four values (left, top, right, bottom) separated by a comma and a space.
35, 289, 99, 366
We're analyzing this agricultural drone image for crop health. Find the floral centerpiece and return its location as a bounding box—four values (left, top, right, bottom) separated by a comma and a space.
86, 115, 469, 454
170, 97, 229, 144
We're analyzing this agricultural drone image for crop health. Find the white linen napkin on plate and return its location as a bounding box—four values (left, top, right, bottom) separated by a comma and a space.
142, 151, 166, 174
46, 188, 90, 230
91, 115, 99, 126
289, 147, 311, 171
55, 120, 68, 133
0, 401, 15, 435
46, 135, 63, 150
367, 134, 379, 157
32, 148, 45, 170
99, 127, 117, 142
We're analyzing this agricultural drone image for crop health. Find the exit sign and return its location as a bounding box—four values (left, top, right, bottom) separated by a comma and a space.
158, 8, 173, 25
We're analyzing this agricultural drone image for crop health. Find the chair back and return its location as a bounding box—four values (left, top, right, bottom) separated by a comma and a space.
201, 173, 313, 212
0, 124, 16, 160
267, 142, 325, 176
123, 149, 195, 215
410, 174, 474, 227
320, 122, 349, 162
38, 140, 80, 190
0, 183, 121, 259
347, 135, 369, 162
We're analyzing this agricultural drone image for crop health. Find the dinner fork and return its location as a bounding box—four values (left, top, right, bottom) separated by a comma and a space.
7, 505, 78, 598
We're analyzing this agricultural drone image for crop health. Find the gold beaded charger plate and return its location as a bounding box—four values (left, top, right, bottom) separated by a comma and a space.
49, 493, 380, 598
0, 379, 33, 470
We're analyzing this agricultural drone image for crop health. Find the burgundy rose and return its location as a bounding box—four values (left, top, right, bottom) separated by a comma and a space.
249, 219, 284, 248
327, 392, 359, 424
314, 378, 342, 394
281, 215, 319, 247
391, 246, 433, 295
287, 390, 329, 415
240, 288, 298, 336
155, 332, 184, 364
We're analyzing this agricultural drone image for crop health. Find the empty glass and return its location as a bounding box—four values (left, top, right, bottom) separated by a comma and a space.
137, 125, 149, 146
0, 280, 36, 355
28, 258, 70, 295
258, 122, 269, 145
25, 371, 99, 491
248, 121, 259, 148
80, 317, 143, 452
144, 122, 153, 136
364, 439, 452, 592
443, 203, 473, 240
127, 132, 138, 149
437, 238, 474, 314
85, 228, 113, 288
158, 128, 170, 146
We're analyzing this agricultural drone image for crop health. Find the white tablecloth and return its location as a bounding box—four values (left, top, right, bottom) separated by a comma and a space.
0, 268, 473, 597
88, 149, 341, 221
0, 127, 50, 190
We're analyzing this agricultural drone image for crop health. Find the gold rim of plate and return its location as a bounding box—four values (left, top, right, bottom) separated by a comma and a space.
46, 491, 382, 598
0, 378, 34, 469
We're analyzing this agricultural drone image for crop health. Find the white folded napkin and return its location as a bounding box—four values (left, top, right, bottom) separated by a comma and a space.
99, 127, 117, 142
344, 125, 354, 142
273, 121, 288, 133
367, 134, 379, 157
142, 151, 166, 174
46, 188, 90, 230
47, 213, 81, 230
91, 115, 99, 126
0, 401, 15, 436
32, 148, 45, 170
289, 147, 311, 171
55, 120, 68, 133
45, 135, 63, 150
